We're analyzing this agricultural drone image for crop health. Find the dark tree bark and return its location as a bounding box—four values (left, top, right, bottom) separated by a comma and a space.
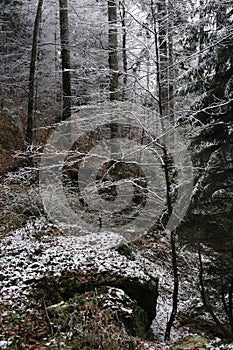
198, 0, 205, 64
150, 0, 164, 131
59, 0, 72, 121
164, 229, 178, 341
163, 147, 178, 342
26, 0, 43, 161
150, 2, 178, 340
157, 0, 169, 117
120, 0, 127, 99
108, 0, 119, 101
150, 0, 174, 127
197, 244, 232, 338
167, 1, 174, 126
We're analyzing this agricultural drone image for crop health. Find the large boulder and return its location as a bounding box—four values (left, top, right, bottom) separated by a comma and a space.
33, 268, 158, 337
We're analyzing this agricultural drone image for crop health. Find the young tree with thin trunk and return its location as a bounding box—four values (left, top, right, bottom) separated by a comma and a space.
150, 0, 178, 340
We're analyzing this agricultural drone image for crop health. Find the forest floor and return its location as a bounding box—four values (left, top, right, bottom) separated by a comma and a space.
0, 170, 233, 350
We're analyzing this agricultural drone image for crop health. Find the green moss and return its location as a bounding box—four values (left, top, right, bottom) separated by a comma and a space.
170, 335, 208, 350
47, 301, 72, 317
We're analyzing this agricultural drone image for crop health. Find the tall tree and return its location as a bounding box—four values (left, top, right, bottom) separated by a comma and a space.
147, 1, 178, 340
25, 0, 43, 160
157, 0, 169, 118
59, 0, 72, 121
108, 0, 119, 101
119, 0, 127, 99
179, 0, 233, 337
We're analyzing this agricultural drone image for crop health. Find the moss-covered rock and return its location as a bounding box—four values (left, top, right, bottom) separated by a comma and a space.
46, 287, 150, 339
33, 269, 158, 338
170, 335, 208, 350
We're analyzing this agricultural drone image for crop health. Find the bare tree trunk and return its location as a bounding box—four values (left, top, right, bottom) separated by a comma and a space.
167, 1, 174, 126
26, 0, 43, 163
157, 0, 169, 117
108, 0, 119, 101
120, 0, 127, 99
163, 147, 178, 342
164, 229, 178, 341
228, 280, 233, 331
151, 0, 175, 126
107, 0, 120, 166
150, 0, 164, 131
151, 1, 178, 341
59, 0, 71, 121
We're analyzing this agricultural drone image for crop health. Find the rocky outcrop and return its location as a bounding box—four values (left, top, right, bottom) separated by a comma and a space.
33, 269, 158, 338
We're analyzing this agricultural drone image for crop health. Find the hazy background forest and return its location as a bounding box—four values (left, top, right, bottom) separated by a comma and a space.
0, 0, 232, 349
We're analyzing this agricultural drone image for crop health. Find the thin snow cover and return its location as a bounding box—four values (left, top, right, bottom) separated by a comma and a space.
1, 219, 231, 348
1, 219, 230, 342
135, 238, 201, 344
0, 341, 8, 349
0, 219, 151, 307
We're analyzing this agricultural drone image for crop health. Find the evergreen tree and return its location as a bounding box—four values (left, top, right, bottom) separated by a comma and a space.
180, 0, 233, 244
179, 1, 233, 337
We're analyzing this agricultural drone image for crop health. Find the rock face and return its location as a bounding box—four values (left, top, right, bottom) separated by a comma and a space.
33, 269, 158, 337
0, 225, 160, 347
46, 286, 150, 340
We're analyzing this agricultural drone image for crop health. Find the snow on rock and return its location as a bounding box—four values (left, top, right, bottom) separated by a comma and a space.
0, 220, 152, 308
1, 220, 232, 349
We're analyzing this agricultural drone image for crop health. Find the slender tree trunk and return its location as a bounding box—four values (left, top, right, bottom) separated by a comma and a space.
157, 0, 169, 117
150, 0, 164, 131
108, 0, 119, 101
151, 1, 178, 340
198, 0, 205, 65
168, 36, 174, 125
151, 0, 175, 127
107, 0, 120, 165
59, 0, 72, 121
150, 2, 161, 110
163, 147, 178, 342
164, 229, 178, 341
26, 0, 43, 163
120, 0, 127, 99
228, 280, 233, 331
167, 0, 174, 127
